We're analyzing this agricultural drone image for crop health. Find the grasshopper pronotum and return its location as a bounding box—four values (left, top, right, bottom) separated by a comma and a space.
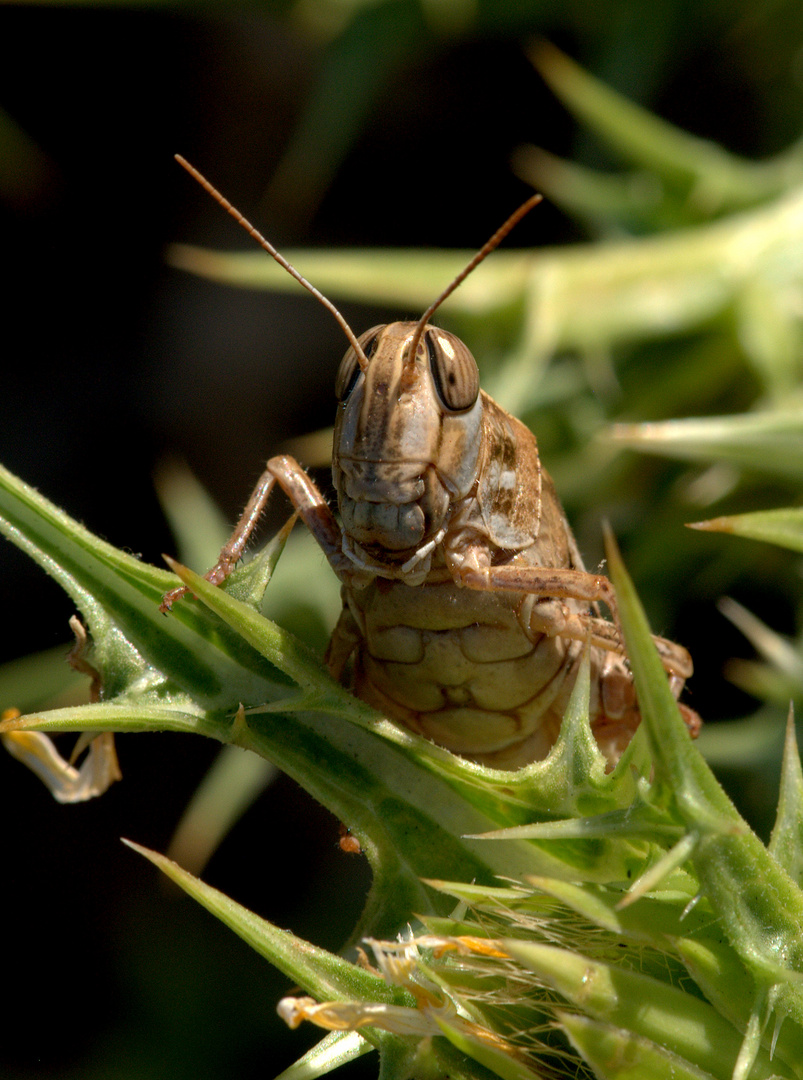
163, 157, 699, 769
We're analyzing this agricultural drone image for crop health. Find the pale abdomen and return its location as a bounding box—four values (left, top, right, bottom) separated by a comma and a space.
345, 575, 587, 765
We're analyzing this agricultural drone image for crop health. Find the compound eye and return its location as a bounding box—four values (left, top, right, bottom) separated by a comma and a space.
426, 329, 480, 411
334, 325, 382, 401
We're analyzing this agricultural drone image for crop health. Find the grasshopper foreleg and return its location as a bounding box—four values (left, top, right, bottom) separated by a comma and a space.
161, 455, 349, 612
527, 605, 692, 680
452, 561, 618, 622
450, 558, 692, 681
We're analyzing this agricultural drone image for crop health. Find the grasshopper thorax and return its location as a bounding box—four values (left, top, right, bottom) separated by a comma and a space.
332, 321, 484, 562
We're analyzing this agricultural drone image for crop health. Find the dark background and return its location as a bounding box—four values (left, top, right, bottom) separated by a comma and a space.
2, 3, 802, 1077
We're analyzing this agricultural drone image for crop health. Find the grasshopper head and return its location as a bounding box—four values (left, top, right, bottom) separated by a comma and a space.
332, 322, 484, 561
171, 157, 538, 568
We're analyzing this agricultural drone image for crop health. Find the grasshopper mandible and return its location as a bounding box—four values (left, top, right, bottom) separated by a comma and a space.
163, 157, 700, 769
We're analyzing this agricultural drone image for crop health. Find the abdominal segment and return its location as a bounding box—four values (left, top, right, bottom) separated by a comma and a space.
346, 576, 588, 766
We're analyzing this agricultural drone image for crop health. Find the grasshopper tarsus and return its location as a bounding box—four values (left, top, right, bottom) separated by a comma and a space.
159, 585, 186, 614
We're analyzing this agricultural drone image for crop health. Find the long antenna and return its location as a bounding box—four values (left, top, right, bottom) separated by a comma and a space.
405, 193, 542, 368
174, 155, 369, 370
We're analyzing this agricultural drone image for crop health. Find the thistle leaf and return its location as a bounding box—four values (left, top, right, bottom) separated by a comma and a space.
123, 840, 405, 1010
505, 941, 778, 1079
610, 411, 803, 481
272, 1031, 371, 1080
0, 461, 295, 707
529, 42, 801, 216
607, 527, 803, 1031
768, 708, 803, 885
559, 1012, 718, 1080
689, 507, 803, 553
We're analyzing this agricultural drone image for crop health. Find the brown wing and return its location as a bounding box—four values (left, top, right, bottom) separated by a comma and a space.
474, 394, 541, 549
475, 394, 581, 570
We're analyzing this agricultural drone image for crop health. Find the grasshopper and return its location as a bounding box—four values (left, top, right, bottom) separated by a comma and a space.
163, 157, 699, 769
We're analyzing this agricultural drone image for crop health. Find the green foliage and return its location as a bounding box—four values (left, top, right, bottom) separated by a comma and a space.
4, 44, 803, 1080
6, 451, 803, 1070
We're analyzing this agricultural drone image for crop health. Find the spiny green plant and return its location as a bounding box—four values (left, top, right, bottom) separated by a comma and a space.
2, 459, 803, 1079
4, 48, 803, 1080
